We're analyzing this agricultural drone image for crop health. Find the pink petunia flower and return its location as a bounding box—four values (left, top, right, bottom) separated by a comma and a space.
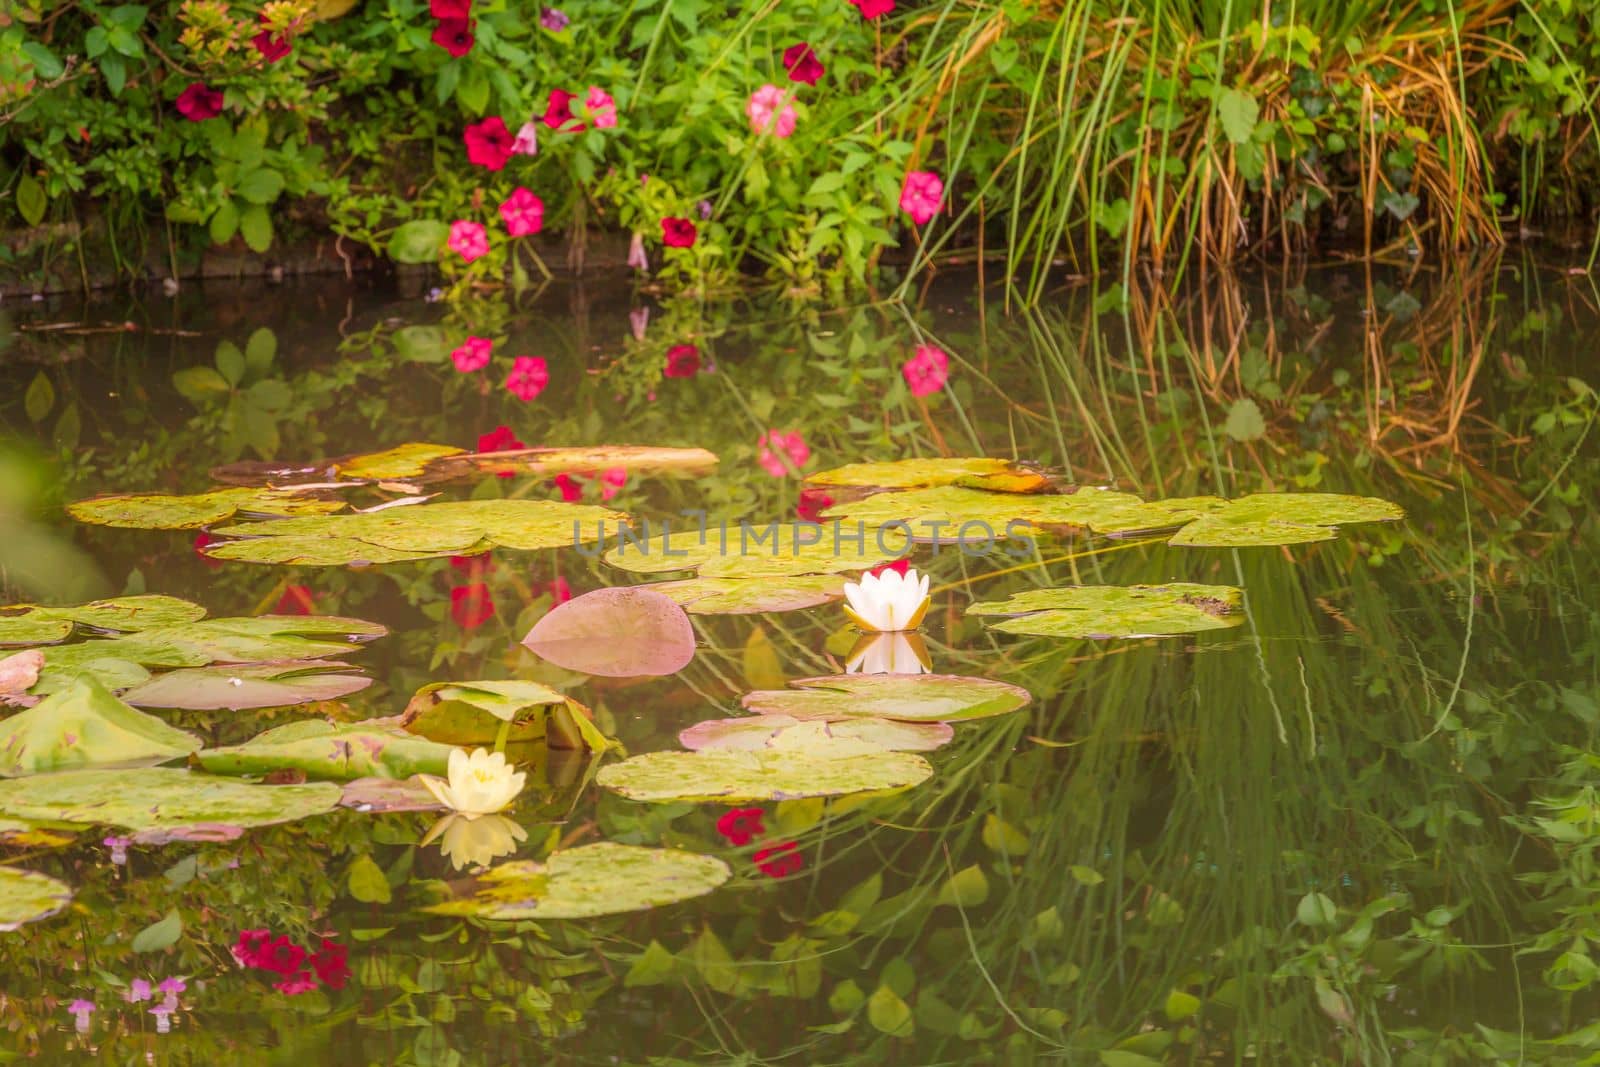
599, 468, 627, 501
505, 356, 549, 401
901, 343, 950, 396
539, 6, 568, 30
551, 474, 583, 502
630, 306, 650, 340
477, 426, 523, 478
716, 807, 765, 846
251, 29, 292, 63
746, 84, 797, 138
510, 120, 539, 156
175, 83, 224, 121
499, 187, 544, 237
661, 217, 697, 248
463, 117, 513, 170
450, 583, 494, 628
757, 430, 810, 477
753, 841, 804, 877
584, 86, 617, 129
782, 43, 824, 85
448, 220, 489, 263
899, 170, 944, 225
104, 835, 131, 865
430, 0, 470, 16
542, 88, 582, 132
664, 344, 701, 378
451, 336, 493, 372
232, 929, 273, 968
848, 0, 895, 17
432, 18, 475, 57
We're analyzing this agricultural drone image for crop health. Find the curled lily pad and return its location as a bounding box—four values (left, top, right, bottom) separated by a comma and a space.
521, 588, 695, 678
741, 674, 1032, 723
806, 457, 1051, 492
821, 485, 1147, 542
647, 575, 846, 615
196, 720, 457, 781
596, 748, 933, 803
205, 499, 625, 565
968, 583, 1244, 639
680, 714, 953, 753
437, 445, 719, 482
0, 651, 43, 704
426, 842, 730, 920
0, 768, 341, 832
120, 660, 371, 710
604, 523, 901, 578
1168, 493, 1405, 547
0, 676, 202, 777
333, 443, 468, 481
67, 487, 345, 530
401, 680, 610, 751
0, 866, 73, 932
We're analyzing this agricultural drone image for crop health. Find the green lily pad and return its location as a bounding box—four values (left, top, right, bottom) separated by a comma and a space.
0, 615, 72, 646
968, 583, 1244, 639
438, 445, 720, 482
646, 575, 846, 615
401, 680, 611, 751
740, 674, 1032, 723
822, 485, 1147, 542
120, 660, 371, 710
0, 676, 202, 777
0, 768, 341, 831
0, 595, 210, 648
196, 719, 457, 781
1168, 493, 1405, 547
334, 443, 468, 481
206, 499, 625, 565
596, 748, 934, 803
605, 523, 901, 578
680, 714, 953, 753
426, 842, 730, 920
0, 866, 73, 932
67, 487, 345, 530
805, 457, 1050, 491
0, 818, 80, 850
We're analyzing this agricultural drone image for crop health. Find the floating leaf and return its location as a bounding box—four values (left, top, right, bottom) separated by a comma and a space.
1168, 493, 1404, 547
206, 498, 624, 565
436, 445, 720, 482
0, 595, 209, 648
604, 523, 901, 578
967, 583, 1244, 639
0, 818, 78, 849
400, 680, 610, 751
339, 776, 442, 813
425, 842, 730, 920
0, 676, 202, 777
680, 714, 952, 753
196, 720, 458, 781
0, 615, 72, 647
333, 443, 467, 481
0, 866, 72, 932
120, 660, 372, 710
741, 674, 1032, 723
806, 457, 1049, 491
0, 651, 43, 701
521, 587, 694, 677
596, 748, 933, 803
67, 487, 344, 530
0, 768, 340, 832
647, 575, 846, 614
822, 485, 1149, 541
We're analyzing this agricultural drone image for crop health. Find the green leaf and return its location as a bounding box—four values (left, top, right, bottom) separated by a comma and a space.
68, 486, 343, 529
100, 53, 127, 96
20, 42, 65, 79
741, 673, 1032, 723
935, 865, 990, 909
1224, 397, 1266, 441
23, 372, 54, 424
623, 940, 678, 987
243, 327, 277, 376
215, 341, 246, 386
239, 203, 273, 252
1164, 989, 1201, 1020
456, 67, 490, 114
425, 843, 729, 920
1218, 88, 1259, 144
347, 853, 392, 903
198, 720, 456, 781
0, 676, 202, 777
15, 174, 46, 227
131, 908, 183, 952
596, 748, 933, 804
0, 768, 341, 834
235, 168, 285, 206
172, 365, 232, 405
867, 985, 914, 1036
388, 219, 452, 264
209, 200, 239, 244
968, 583, 1243, 640
0, 865, 73, 931
1297, 891, 1338, 928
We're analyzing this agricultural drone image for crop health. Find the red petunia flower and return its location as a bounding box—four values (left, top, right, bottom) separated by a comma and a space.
256, 935, 308, 976
753, 841, 804, 878
430, 0, 470, 16
432, 18, 475, 57
782, 43, 824, 85
309, 938, 350, 990
175, 83, 225, 121
660, 217, 697, 248
478, 425, 524, 453
450, 583, 495, 629
273, 584, 316, 615
796, 487, 834, 524
551, 473, 583, 502
848, 0, 895, 18
716, 807, 766, 846
450, 553, 494, 579
251, 29, 292, 63
664, 344, 701, 378
542, 88, 583, 132
463, 116, 513, 170
232, 929, 273, 968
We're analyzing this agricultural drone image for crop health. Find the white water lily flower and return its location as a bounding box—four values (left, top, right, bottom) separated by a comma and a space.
845, 631, 933, 675
842, 567, 931, 633
421, 813, 528, 871
420, 748, 526, 817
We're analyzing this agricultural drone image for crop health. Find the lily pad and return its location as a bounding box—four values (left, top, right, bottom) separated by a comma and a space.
0, 767, 341, 831
0, 651, 43, 702
340, 776, 444, 813
67, 487, 345, 530
196, 720, 457, 781
1168, 493, 1405, 547
205, 498, 625, 565
437, 445, 720, 482
806, 457, 1051, 492
401, 680, 610, 751
605, 522, 902, 578
426, 842, 730, 920
334, 443, 468, 481
596, 748, 934, 803
647, 575, 846, 615
0, 866, 73, 932
0, 818, 80, 850
967, 583, 1244, 638
0, 595, 210, 648
521, 588, 694, 677
0, 676, 202, 776
120, 660, 372, 710
740, 674, 1032, 723
680, 714, 953, 753
0, 615, 72, 646
821, 485, 1148, 542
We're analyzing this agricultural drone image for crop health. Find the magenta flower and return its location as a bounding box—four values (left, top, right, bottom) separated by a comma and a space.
67, 999, 94, 1034
627, 232, 649, 272
273, 970, 319, 996
848, 0, 894, 17
697, 199, 713, 219
431, 18, 475, 57
539, 6, 568, 30
584, 86, 618, 129
448, 220, 489, 262
747, 84, 797, 139
552, 474, 583, 502
782, 43, 824, 85
104, 835, 130, 865
902, 344, 950, 396
661, 217, 697, 248
599, 468, 627, 501
463, 117, 513, 170
251, 29, 292, 63
716, 807, 765, 846
309, 938, 350, 990
505, 356, 549, 401
542, 88, 581, 132
797, 487, 834, 523
431, 0, 470, 16
451, 336, 492, 372
511, 120, 539, 156
754, 841, 805, 877
629, 306, 650, 339
158, 977, 187, 998
757, 430, 810, 477
664, 344, 701, 378
175, 83, 224, 121
899, 170, 944, 225
499, 187, 545, 237
125, 979, 153, 1004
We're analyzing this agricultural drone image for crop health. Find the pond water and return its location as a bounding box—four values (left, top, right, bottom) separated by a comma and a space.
0, 259, 1596, 1064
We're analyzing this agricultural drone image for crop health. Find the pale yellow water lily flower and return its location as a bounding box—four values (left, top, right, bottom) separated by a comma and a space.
421, 812, 528, 871
419, 747, 526, 817
842, 567, 931, 633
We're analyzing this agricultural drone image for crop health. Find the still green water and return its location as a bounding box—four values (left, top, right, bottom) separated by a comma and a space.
0, 261, 1596, 1065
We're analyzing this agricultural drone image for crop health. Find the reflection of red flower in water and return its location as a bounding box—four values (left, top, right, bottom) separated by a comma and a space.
867, 559, 910, 578
235, 929, 349, 995
274, 969, 318, 995
449, 553, 494, 581
450, 583, 495, 628
551, 473, 583, 502
545, 576, 572, 606
309, 938, 350, 990
273, 584, 316, 615
194, 531, 223, 569
716, 807, 765, 846
753, 841, 804, 878
796, 488, 833, 524
235, 932, 306, 975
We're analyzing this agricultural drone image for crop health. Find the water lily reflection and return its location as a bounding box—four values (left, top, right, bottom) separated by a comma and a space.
422, 812, 528, 871
845, 631, 932, 675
